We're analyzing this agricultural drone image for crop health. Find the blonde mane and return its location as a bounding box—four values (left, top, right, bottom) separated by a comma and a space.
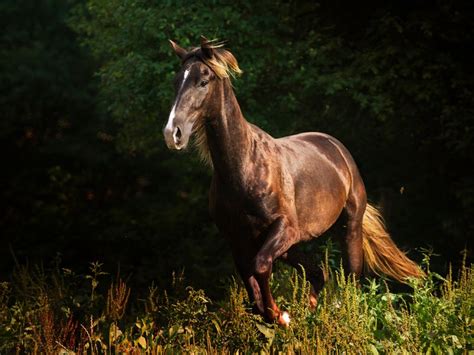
190, 38, 242, 165
193, 118, 212, 165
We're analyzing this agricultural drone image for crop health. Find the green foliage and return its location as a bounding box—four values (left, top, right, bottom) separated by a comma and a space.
70, 0, 278, 154
1, 1, 235, 295
0, 0, 93, 142
1, 256, 472, 353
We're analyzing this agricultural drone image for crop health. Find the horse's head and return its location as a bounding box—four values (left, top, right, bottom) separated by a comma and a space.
163, 37, 241, 151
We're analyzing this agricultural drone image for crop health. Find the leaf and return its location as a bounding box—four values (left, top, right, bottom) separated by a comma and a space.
367, 344, 379, 355
57, 350, 76, 355
256, 323, 275, 340
211, 319, 221, 334
109, 323, 123, 343
137, 336, 147, 349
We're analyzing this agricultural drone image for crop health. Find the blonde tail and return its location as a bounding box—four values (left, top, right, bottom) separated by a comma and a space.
362, 203, 425, 282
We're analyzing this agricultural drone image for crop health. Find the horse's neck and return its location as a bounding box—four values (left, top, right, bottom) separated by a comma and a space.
205, 80, 252, 184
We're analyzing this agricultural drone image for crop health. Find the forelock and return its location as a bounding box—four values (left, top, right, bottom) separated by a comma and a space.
182, 46, 242, 79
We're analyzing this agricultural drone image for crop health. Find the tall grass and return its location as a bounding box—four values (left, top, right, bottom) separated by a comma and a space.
0, 254, 472, 353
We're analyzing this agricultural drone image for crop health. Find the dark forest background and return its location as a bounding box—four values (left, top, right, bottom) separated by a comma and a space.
1, 0, 473, 298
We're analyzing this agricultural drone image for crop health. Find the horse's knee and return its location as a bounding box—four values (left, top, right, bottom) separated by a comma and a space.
254, 254, 272, 277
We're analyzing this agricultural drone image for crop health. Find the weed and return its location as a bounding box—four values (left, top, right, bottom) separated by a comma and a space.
0, 253, 472, 353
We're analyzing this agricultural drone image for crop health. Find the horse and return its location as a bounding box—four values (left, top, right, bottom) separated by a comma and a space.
163, 37, 424, 326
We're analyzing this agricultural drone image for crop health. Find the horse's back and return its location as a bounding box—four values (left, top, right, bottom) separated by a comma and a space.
277, 131, 355, 185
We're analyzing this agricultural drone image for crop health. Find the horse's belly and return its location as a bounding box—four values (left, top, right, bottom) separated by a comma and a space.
296, 192, 345, 238
292, 167, 348, 238
275, 134, 351, 238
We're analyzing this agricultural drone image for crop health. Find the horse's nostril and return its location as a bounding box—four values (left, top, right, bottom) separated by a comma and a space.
173, 126, 182, 144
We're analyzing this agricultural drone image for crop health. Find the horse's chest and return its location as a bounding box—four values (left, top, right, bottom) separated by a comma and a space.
210, 179, 279, 239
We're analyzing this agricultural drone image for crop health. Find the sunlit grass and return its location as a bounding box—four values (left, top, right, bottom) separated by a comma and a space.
0, 254, 472, 353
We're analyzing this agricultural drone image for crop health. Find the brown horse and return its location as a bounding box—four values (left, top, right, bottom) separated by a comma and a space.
163, 37, 423, 326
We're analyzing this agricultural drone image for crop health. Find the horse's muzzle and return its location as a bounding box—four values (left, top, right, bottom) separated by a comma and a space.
163, 125, 187, 150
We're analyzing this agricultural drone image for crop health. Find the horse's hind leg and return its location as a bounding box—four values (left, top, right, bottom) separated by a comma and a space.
342, 181, 366, 277
280, 246, 325, 308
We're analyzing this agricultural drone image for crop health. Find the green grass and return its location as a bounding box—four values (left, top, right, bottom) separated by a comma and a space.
1, 254, 472, 354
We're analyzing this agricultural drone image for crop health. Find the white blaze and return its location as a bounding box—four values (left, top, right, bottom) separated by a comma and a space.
165, 69, 190, 132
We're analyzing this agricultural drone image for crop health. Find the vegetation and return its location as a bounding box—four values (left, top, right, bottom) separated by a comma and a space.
1, 254, 472, 353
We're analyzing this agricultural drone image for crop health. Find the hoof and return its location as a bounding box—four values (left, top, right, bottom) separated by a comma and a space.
309, 294, 318, 309
278, 311, 291, 327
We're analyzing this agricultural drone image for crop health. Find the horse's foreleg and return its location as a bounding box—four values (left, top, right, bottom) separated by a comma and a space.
235, 263, 264, 314
231, 244, 265, 313
254, 216, 298, 325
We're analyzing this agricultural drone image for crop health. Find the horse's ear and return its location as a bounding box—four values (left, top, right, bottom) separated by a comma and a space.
169, 40, 187, 60
200, 35, 214, 59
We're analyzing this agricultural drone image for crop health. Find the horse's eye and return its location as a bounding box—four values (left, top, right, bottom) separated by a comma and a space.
200, 80, 209, 87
